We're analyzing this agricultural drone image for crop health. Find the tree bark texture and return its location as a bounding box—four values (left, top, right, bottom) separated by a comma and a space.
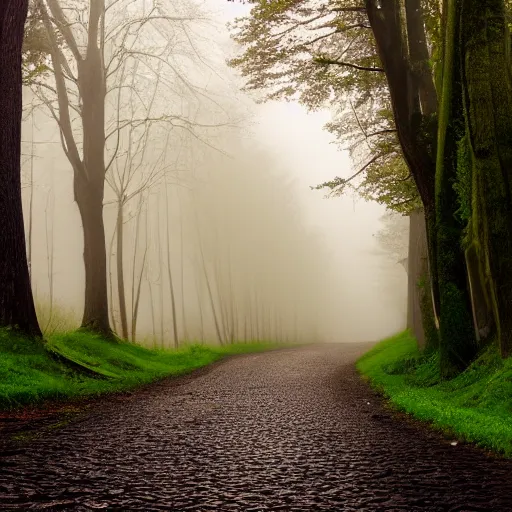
407, 209, 438, 351
435, 0, 476, 376
365, 0, 440, 323
365, 0, 436, 212
0, 2, 41, 337
405, 0, 438, 117
465, 244, 493, 342
75, 173, 110, 334
460, 0, 512, 357
75, 5, 110, 334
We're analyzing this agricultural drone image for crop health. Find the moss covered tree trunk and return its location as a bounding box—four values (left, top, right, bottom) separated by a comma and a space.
461, 0, 512, 357
435, 0, 476, 377
465, 244, 493, 341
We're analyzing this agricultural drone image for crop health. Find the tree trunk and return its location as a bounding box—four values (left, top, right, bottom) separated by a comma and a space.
164, 186, 178, 348
75, 175, 110, 334
407, 209, 438, 350
108, 221, 118, 334
156, 196, 164, 347
0, 1, 41, 337
116, 198, 128, 339
44, 189, 55, 332
178, 194, 189, 341
461, 0, 512, 357
131, 198, 146, 343
405, 0, 437, 117
201, 256, 224, 345
74, 1, 110, 335
214, 259, 230, 342
254, 292, 261, 341
423, 203, 440, 327
365, 0, 440, 323
27, 112, 35, 281
365, 0, 435, 211
435, 0, 476, 376
465, 244, 493, 342
148, 279, 156, 346
404, 1, 441, 331
196, 281, 205, 343
131, 246, 146, 343
194, 210, 224, 345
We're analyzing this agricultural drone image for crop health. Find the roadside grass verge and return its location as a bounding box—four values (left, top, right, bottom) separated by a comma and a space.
357, 330, 512, 457
0, 329, 284, 410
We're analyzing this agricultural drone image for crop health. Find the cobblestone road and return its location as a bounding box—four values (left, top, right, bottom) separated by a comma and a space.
1, 343, 512, 511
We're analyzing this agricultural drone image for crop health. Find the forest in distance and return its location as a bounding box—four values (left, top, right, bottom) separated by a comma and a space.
1, 0, 512, 400
2, 0, 407, 354
11, 0, 388, 349
2, 0, 407, 414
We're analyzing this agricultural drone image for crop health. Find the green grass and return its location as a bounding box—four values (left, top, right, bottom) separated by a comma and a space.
0, 328, 284, 410
357, 330, 512, 457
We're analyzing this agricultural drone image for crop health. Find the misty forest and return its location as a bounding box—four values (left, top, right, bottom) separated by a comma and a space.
2, 0, 512, 510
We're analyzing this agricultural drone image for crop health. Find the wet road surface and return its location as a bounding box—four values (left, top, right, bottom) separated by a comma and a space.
1, 343, 512, 511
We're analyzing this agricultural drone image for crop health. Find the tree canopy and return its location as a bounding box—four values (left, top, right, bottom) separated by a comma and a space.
229, 0, 435, 213
22, 1, 51, 84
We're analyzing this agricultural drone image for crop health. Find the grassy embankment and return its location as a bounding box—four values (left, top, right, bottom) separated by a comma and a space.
357, 330, 512, 457
0, 329, 282, 410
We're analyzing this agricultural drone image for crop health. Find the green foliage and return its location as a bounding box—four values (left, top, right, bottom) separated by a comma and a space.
229, 0, 383, 107
358, 331, 512, 457
23, 2, 51, 85
315, 140, 421, 213
453, 134, 472, 223
229, 0, 419, 213
0, 329, 284, 410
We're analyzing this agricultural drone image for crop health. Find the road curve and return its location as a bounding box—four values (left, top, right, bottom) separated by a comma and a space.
1, 343, 512, 511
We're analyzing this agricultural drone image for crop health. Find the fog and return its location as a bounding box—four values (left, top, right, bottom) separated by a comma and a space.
21, 0, 407, 345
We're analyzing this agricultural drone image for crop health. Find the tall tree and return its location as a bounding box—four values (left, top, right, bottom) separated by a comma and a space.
35, 0, 111, 334
106, 65, 168, 340
363, 0, 440, 319
32, 0, 229, 335
0, 0, 41, 336
435, 0, 476, 375
457, 0, 512, 357
22, 1, 51, 85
